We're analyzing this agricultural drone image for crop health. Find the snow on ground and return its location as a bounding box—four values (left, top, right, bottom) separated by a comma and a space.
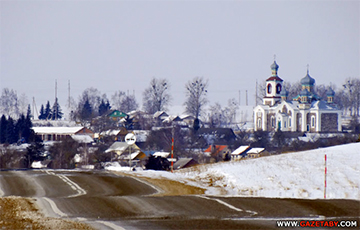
107, 142, 360, 200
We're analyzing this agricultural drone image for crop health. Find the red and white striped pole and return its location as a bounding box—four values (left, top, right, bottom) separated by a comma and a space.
324, 154, 327, 199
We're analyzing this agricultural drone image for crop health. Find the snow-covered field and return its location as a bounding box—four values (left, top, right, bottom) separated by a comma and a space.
107, 142, 360, 200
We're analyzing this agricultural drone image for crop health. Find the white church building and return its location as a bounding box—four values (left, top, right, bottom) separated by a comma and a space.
253, 61, 341, 133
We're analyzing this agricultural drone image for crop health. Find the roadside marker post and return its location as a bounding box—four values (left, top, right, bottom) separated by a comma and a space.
324, 154, 327, 199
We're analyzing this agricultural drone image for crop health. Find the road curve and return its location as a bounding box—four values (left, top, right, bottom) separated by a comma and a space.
0, 170, 358, 230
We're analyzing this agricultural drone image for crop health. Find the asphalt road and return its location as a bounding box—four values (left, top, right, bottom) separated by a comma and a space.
0, 170, 358, 230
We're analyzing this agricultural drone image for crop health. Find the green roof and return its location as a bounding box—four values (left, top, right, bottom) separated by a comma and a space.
108, 110, 128, 118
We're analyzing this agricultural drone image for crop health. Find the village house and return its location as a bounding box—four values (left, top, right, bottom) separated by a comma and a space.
32, 127, 94, 142
107, 110, 128, 121
105, 142, 146, 163
231, 145, 251, 160
254, 61, 341, 132
204, 144, 231, 162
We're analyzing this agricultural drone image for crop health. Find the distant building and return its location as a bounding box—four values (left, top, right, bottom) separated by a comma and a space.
253, 61, 341, 132
32, 127, 93, 142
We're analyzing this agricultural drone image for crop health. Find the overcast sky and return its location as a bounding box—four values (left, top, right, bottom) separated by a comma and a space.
1, 0, 359, 116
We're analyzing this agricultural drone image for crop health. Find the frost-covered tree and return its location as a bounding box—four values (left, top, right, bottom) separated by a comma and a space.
120, 95, 138, 113
143, 78, 171, 114
0, 88, 19, 118
184, 77, 209, 119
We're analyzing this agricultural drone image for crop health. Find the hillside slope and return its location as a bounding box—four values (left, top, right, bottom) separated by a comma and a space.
130, 142, 360, 200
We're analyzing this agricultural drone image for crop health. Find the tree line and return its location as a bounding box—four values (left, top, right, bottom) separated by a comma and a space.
0, 110, 34, 145
1, 76, 359, 127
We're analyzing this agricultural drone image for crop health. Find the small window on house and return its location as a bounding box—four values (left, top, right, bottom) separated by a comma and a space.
284, 121, 287, 128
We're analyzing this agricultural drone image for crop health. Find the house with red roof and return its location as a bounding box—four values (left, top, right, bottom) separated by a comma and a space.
204, 145, 231, 162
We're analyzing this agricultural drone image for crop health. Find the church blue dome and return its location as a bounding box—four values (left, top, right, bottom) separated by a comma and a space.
270, 61, 279, 70
301, 71, 315, 85
326, 87, 335, 96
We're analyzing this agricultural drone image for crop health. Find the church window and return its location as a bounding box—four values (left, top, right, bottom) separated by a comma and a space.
267, 84, 272, 94
271, 117, 275, 127
289, 117, 292, 127
276, 84, 282, 94
311, 115, 316, 127
257, 118, 262, 128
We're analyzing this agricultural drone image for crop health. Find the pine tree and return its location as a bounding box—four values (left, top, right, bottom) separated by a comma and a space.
16, 114, 26, 143
6, 117, 17, 144
51, 98, 63, 120
0, 115, 7, 143
26, 105, 32, 120
25, 141, 45, 168
80, 98, 92, 121
39, 105, 46, 120
16, 113, 33, 143
45, 101, 52, 120
98, 99, 111, 116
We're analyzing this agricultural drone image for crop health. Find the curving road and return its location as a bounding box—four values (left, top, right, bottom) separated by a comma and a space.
0, 170, 358, 229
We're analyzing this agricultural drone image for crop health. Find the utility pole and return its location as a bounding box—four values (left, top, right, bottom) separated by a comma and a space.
68, 80, 71, 109
246, 90, 248, 106
238, 90, 241, 106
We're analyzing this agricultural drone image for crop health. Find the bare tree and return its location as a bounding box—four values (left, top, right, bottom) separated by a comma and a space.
143, 78, 171, 114
111, 90, 126, 110
120, 95, 138, 113
225, 98, 239, 124
208, 99, 239, 128
184, 77, 209, 118
256, 80, 266, 105
285, 81, 302, 100
111, 90, 139, 113
0, 88, 19, 118
208, 103, 222, 128
342, 78, 360, 116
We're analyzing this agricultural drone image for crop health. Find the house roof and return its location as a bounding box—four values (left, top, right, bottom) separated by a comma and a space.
108, 110, 128, 118
32, 127, 91, 135
247, 148, 265, 154
173, 158, 198, 170
153, 111, 169, 119
153, 152, 170, 158
71, 135, 94, 143
231, 145, 250, 155
105, 142, 140, 154
204, 145, 228, 153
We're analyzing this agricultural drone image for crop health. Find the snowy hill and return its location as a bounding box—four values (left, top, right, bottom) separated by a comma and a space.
127, 142, 360, 200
